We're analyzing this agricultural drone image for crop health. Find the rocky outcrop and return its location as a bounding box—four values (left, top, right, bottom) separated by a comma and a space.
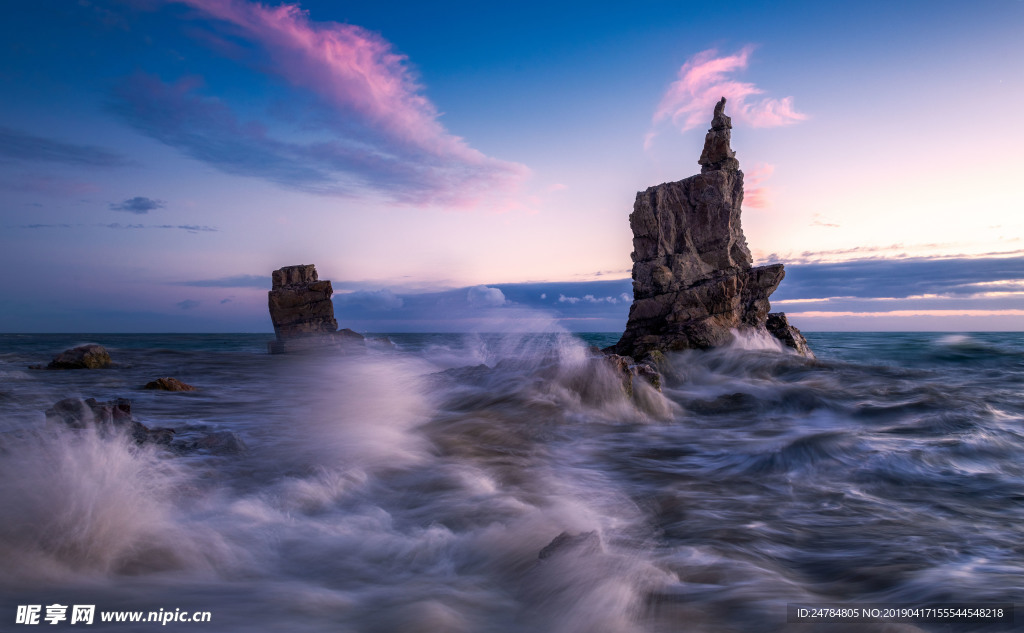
45, 397, 244, 455
609, 98, 812, 358
602, 353, 661, 396
766, 312, 814, 359
46, 397, 133, 429
267, 264, 365, 353
268, 264, 338, 338
46, 344, 112, 369
144, 377, 196, 392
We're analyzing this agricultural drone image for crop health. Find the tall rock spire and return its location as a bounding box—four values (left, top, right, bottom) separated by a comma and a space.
608, 98, 813, 358
698, 97, 740, 173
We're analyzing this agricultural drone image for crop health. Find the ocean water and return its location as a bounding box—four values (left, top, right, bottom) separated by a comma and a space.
0, 331, 1022, 632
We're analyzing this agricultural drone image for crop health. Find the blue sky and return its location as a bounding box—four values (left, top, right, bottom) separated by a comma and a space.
1, 0, 1022, 332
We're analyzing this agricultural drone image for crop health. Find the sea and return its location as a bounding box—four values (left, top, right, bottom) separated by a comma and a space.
0, 331, 1022, 632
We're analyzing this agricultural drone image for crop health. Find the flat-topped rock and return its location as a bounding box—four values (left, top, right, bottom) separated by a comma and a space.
268, 264, 339, 339
267, 264, 365, 353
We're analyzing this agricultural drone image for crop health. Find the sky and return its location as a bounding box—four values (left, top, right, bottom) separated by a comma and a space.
0, 0, 1022, 333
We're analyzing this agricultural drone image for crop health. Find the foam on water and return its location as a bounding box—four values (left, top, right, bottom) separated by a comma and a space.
0, 332, 1022, 631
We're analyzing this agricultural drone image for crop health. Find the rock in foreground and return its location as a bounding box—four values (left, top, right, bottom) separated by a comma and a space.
609, 97, 811, 359
44, 397, 244, 455
46, 344, 112, 369
766, 312, 814, 359
267, 264, 365, 353
144, 377, 196, 392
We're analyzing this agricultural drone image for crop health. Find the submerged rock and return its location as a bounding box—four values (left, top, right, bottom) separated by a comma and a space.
167, 425, 246, 455
267, 264, 365, 353
44, 397, 243, 455
538, 530, 602, 560
45, 397, 132, 428
46, 344, 112, 369
609, 98, 812, 358
144, 377, 196, 392
603, 353, 661, 396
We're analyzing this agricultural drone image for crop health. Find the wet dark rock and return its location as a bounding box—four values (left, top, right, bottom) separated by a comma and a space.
46, 344, 112, 369
44, 397, 243, 455
268, 264, 338, 338
766, 312, 815, 359
267, 264, 365, 354
538, 530, 602, 560
45, 397, 156, 443
698, 97, 740, 173
431, 363, 493, 385
609, 97, 812, 359
603, 353, 661, 396
45, 397, 133, 428
687, 392, 762, 415
368, 336, 397, 349
143, 377, 196, 392
167, 426, 246, 455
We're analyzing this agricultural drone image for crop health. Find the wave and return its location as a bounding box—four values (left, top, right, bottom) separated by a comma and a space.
0, 332, 1021, 631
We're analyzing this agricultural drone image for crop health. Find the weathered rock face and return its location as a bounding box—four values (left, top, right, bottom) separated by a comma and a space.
45, 397, 245, 455
698, 97, 740, 173
267, 264, 365, 353
46, 344, 112, 369
766, 312, 814, 359
610, 97, 812, 358
268, 264, 338, 338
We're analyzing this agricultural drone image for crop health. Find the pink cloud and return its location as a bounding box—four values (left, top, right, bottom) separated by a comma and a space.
743, 163, 774, 209
651, 46, 807, 134
163, 0, 527, 206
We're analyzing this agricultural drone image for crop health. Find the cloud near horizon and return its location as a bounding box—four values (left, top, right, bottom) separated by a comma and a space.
110, 196, 165, 214
0, 126, 131, 168
467, 285, 507, 308
772, 256, 1024, 302
11, 222, 217, 233
650, 46, 807, 139
120, 0, 529, 207
333, 256, 1023, 332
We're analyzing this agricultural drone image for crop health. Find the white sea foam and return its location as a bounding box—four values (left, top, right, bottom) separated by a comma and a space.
1, 332, 1022, 631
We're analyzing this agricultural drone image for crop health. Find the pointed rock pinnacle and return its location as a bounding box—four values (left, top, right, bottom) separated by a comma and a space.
698, 97, 739, 173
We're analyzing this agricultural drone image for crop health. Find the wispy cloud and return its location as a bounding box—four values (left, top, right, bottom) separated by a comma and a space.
558, 293, 630, 305
177, 299, 201, 310
788, 309, 1024, 319
776, 245, 1024, 265
121, 0, 529, 206
0, 126, 131, 168
173, 274, 270, 288
0, 174, 101, 195
105, 222, 217, 232
649, 46, 806, 143
110, 196, 165, 214
810, 213, 840, 228
10, 222, 217, 233
743, 163, 774, 209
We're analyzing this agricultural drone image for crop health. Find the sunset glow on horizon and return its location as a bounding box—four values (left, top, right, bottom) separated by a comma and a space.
1, 0, 1021, 332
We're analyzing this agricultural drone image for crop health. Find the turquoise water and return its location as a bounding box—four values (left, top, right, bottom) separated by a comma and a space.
0, 331, 1022, 631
